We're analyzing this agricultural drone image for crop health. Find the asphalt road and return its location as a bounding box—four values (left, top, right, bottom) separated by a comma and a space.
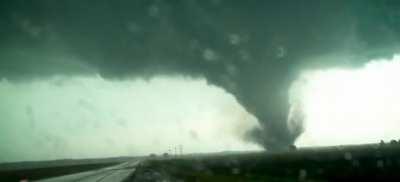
35, 160, 141, 182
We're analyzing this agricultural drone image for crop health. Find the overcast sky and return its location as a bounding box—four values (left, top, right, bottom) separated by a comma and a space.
1, 0, 400, 162
0, 76, 260, 162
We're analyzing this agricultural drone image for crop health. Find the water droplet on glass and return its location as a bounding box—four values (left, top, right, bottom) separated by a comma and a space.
228, 34, 241, 45
352, 160, 360, 167
377, 160, 384, 168
298, 169, 307, 181
276, 45, 287, 59
203, 48, 218, 62
344, 152, 352, 160
232, 168, 240, 174
148, 5, 160, 17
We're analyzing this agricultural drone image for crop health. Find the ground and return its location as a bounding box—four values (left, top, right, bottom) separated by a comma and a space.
129, 143, 400, 181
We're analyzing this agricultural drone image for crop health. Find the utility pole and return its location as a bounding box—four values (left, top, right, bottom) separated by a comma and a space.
174, 146, 177, 156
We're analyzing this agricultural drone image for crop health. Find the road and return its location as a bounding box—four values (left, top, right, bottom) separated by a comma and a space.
35, 160, 141, 182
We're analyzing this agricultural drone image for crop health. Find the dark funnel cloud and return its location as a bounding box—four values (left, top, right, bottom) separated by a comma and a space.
1, 0, 400, 151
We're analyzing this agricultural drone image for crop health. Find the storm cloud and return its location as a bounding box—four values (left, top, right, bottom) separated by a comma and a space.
1, 0, 400, 151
